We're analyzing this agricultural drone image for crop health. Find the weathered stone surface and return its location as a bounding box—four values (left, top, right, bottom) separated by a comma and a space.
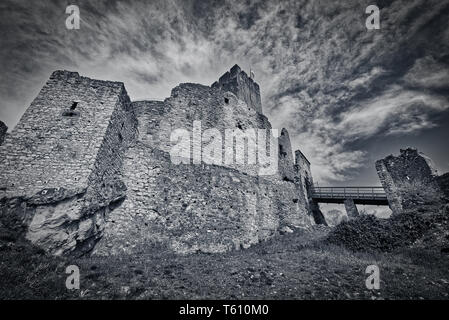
436, 172, 449, 200
93, 67, 313, 255
93, 146, 309, 255
376, 147, 444, 214
212, 65, 263, 114
0, 120, 7, 145
0, 65, 316, 256
344, 199, 359, 218
294, 149, 324, 224
278, 128, 295, 182
323, 209, 348, 227
0, 70, 135, 255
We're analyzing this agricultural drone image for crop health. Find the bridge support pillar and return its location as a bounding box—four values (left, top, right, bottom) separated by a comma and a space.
344, 199, 359, 218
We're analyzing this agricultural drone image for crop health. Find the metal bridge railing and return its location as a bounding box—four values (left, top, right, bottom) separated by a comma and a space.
311, 186, 387, 200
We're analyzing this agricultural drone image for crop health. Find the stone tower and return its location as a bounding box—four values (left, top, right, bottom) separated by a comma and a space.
0, 120, 7, 145
0, 70, 136, 255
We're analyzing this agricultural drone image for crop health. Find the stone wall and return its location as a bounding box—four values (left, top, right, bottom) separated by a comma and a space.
436, 172, 449, 200
0, 70, 135, 255
93, 146, 310, 255
0, 120, 7, 145
295, 149, 313, 203
376, 147, 444, 214
212, 65, 263, 114
94, 66, 312, 255
135, 81, 276, 178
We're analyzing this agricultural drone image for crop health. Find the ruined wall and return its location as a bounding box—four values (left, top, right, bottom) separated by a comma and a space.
1, 65, 314, 257
94, 66, 312, 255
212, 64, 263, 114
93, 146, 309, 256
0, 120, 7, 145
294, 149, 326, 225
344, 199, 359, 218
142, 81, 276, 178
0, 70, 135, 255
376, 147, 444, 214
295, 149, 313, 201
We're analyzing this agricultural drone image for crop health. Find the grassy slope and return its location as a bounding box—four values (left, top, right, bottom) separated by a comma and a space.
1, 214, 449, 300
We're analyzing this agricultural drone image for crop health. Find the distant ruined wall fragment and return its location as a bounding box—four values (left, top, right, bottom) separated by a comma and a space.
344, 199, 359, 218
0, 120, 7, 145
376, 147, 444, 214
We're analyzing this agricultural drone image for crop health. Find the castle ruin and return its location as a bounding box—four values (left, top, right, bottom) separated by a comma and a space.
376, 147, 445, 214
0, 65, 320, 256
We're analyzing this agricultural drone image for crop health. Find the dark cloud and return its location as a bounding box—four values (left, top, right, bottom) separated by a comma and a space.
0, 0, 448, 183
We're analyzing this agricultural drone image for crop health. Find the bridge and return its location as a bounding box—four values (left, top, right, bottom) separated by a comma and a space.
311, 186, 389, 206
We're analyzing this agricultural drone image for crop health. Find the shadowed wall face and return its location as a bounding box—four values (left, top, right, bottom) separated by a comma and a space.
0, 71, 136, 255
0, 66, 315, 256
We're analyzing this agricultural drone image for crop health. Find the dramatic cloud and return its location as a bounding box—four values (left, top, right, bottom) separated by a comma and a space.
1, 0, 448, 183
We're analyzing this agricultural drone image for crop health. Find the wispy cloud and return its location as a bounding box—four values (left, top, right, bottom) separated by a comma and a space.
0, 0, 448, 183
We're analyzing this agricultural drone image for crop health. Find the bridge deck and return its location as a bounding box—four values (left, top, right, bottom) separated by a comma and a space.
311, 187, 389, 205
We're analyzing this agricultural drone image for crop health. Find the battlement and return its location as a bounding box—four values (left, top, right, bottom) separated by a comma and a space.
211, 64, 263, 114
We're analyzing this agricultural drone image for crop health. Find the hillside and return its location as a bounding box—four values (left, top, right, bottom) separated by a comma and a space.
1, 203, 448, 300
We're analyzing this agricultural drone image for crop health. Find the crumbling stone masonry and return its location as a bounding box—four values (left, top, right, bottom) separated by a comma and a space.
437, 173, 449, 200
376, 147, 444, 215
0, 120, 7, 145
0, 65, 318, 256
212, 65, 262, 114
0, 71, 136, 255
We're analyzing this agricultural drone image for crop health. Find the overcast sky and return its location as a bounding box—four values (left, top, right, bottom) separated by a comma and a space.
1, 0, 448, 186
